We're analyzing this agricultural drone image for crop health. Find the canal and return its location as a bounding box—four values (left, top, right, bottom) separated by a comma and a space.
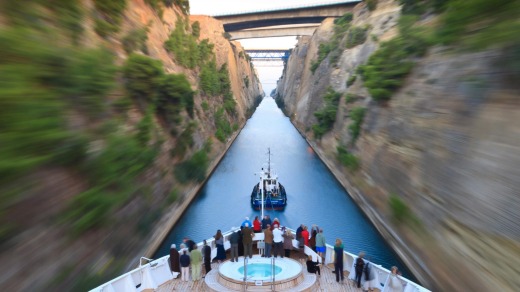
154, 97, 413, 279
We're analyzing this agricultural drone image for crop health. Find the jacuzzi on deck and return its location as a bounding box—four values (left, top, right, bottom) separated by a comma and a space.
218, 257, 303, 290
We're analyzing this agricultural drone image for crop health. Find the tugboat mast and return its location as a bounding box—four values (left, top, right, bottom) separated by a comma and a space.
267, 147, 271, 175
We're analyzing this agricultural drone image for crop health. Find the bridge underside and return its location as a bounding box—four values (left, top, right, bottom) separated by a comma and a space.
215, 2, 356, 40
230, 25, 318, 40
245, 50, 291, 62
223, 16, 326, 32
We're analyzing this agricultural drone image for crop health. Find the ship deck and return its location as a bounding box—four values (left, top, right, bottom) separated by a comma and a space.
157, 248, 377, 291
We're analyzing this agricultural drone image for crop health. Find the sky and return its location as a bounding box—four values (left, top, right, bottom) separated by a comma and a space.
190, 0, 346, 16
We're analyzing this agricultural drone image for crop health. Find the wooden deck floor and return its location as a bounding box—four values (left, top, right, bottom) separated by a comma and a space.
157, 249, 380, 291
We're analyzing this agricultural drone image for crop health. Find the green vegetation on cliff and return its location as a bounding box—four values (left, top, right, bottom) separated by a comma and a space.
123, 54, 164, 103
358, 16, 431, 101
436, 0, 519, 49
165, 19, 214, 69
311, 12, 370, 73
337, 146, 360, 171
66, 128, 159, 234
164, 17, 238, 137
93, 0, 127, 38
123, 53, 194, 122
311, 13, 353, 73
122, 26, 149, 54
348, 107, 366, 144
0, 28, 117, 187
360, 0, 519, 102
174, 142, 211, 183
170, 0, 190, 14
365, 0, 378, 11
312, 88, 342, 138
345, 26, 368, 49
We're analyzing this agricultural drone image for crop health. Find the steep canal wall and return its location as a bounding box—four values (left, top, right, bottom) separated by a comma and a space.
0, 1, 262, 291
275, 0, 520, 291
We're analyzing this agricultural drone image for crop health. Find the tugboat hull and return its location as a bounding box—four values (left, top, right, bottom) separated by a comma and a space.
250, 183, 287, 210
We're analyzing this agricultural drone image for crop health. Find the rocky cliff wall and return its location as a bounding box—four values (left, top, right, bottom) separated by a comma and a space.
276, 0, 520, 291
0, 1, 262, 290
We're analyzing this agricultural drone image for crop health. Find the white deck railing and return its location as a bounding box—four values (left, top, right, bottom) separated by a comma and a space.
90, 227, 430, 292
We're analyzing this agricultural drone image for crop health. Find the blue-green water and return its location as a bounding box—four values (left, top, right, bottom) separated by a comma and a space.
154, 97, 414, 279
238, 263, 282, 278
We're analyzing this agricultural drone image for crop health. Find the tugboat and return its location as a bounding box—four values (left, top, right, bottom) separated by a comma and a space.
250, 148, 287, 211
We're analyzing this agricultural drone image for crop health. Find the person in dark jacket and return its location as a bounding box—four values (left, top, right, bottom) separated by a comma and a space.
203, 240, 211, 276
179, 250, 190, 282
309, 229, 317, 252
214, 230, 226, 262
261, 215, 271, 230
169, 244, 180, 274
242, 223, 255, 258
333, 238, 344, 283
238, 227, 244, 256
296, 224, 304, 248
184, 237, 196, 252
229, 230, 239, 262
354, 252, 365, 288
306, 255, 321, 275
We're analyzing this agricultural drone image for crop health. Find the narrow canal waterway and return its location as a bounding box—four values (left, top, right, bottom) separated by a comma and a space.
154, 97, 413, 278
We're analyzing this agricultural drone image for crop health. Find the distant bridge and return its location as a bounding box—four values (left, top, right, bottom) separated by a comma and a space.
245, 49, 291, 62
213, 0, 361, 40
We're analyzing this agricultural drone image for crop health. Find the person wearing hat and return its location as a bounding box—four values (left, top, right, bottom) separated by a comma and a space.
169, 244, 180, 274
241, 217, 252, 228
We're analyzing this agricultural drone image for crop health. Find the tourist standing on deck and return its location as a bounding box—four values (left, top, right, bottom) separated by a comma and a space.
354, 252, 365, 288
387, 266, 404, 292
333, 238, 345, 283
191, 245, 203, 281
309, 229, 317, 252
264, 224, 273, 257
315, 229, 326, 262
272, 225, 284, 258
214, 230, 226, 262
296, 224, 304, 248
241, 217, 252, 228
169, 244, 180, 274
301, 225, 310, 247
253, 216, 262, 233
238, 227, 244, 256
272, 217, 280, 228
179, 243, 188, 254
184, 237, 196, 252
202, 240, 211, 275
179, 250, 190, 282
229, 230, 239, 262
282, 228, 295, 258
363, 260, 378, 291
262, 215, 272, 230
242, 223, 254, 258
